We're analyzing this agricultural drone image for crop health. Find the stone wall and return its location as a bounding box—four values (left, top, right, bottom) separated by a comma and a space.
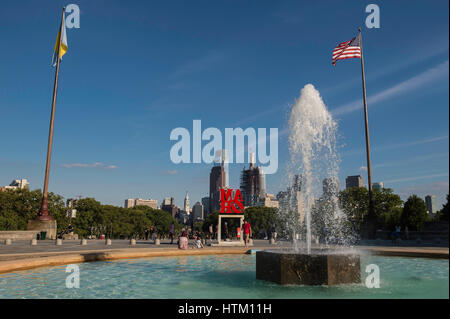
0, 230, 40, 240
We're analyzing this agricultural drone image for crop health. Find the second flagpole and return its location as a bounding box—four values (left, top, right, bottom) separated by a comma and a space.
358, 27, 376, 239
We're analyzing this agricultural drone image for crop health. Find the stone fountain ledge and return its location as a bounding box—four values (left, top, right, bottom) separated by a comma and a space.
0, 240, 447, 274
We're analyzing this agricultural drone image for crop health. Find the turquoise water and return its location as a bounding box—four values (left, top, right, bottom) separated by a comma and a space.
0, 254, 448, 299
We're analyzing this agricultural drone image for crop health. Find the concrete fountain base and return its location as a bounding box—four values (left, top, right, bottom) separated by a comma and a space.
256, 250, 360, 285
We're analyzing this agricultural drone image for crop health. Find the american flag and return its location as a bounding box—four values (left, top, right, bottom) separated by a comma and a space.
332, 35, 361, 66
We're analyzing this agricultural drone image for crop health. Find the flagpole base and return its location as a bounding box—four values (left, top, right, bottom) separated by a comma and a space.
27, 219, 57, 240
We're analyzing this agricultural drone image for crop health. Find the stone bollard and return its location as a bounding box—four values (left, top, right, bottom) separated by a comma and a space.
269, 238, 275, 245
416, 237, 422, 244
81, 239, 87, 245
155, 238, 160, 245
130, 239, 136, 245
249, 239, 253, 246
31, 238, 37, 246
106, 239, 112, 246
5, 238, 12, 245
56, 238, 63, 245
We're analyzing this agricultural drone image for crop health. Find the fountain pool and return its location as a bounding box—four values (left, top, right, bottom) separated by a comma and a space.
0, 254, 447, 299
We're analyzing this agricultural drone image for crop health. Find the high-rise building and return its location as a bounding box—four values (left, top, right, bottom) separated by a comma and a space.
209, 164, 226, 214
425, 195, 437, 216
372, 182, 384, 191
240, 153, 266, 207
201, 197, 210, 218
184, 192, 190, 214
161, 197, 179, 218
192, 202, 204, 221
345, 175, 364, 189
215, 149, 229, 187
124, 198, 158, 209
322, 177, 340, 199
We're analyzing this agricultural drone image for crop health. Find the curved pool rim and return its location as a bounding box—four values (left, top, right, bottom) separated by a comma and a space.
0, 246, 447, 275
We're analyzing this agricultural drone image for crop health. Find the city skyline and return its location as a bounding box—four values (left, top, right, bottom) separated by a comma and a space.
0, 0, 448, 209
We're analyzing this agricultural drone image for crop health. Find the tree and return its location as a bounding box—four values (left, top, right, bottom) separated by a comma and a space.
145, 208, 179, 239
193, 221, 204, 232
339, 187, 369, 231
339, 187, 403, 231
0, 188, 65, 231
401, 195, 429, 231
244, 206, 278, 238
203, 212, 219, 233
435, 194, 449, 222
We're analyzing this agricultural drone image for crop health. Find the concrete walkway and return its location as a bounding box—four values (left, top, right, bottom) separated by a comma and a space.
0, 239, 447, 274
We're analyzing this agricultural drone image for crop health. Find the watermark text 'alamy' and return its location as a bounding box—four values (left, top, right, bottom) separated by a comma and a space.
170, 120, 278, 174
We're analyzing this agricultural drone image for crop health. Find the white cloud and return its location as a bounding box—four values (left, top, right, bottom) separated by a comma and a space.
384, 173, 449, 184
343, 135, 449, 156
331, 60, 449, 116
164, 170, 178, 175
61, 162, 117, 169
359, 166, 367, 172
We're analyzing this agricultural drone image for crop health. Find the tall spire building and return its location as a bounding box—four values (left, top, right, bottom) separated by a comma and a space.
184, 192, 190, 214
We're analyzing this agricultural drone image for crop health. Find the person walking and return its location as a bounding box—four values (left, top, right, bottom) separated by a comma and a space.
209, 224, 213, 241
224, 221, 229, 240
243, 220, 252, 248
144, 227, 149, 240
271, 226, 277, 242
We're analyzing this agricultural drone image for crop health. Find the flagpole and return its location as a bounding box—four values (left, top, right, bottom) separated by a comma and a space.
358, 27, 376, 238
37, 7, 65, 221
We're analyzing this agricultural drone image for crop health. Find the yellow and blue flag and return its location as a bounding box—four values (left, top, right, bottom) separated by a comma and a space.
51, 12, 68, 67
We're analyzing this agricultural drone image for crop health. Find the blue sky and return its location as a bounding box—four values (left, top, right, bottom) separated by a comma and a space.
0, 0, 448, 209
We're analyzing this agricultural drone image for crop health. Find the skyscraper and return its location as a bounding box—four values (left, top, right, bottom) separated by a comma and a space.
192, 202, 204, 221
161, 197, 178, 218
345, 175, 364, 189
215, 149, 229, 187
184, 192, 190, 214
240, 153, 266, 207
425, 195, 437, 216
209, 165, 226, 214
201, 197, 210, 217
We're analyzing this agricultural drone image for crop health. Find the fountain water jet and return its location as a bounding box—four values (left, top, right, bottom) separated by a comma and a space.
287, 83, 341, 253
256, 84, 360, 285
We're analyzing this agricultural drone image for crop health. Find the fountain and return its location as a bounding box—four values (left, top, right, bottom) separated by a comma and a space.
256, 84, 360, 285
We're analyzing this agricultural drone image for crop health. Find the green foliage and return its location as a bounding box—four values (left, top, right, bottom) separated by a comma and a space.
434, 194, 449, 222
0, 188, 65, 231
204, 211, 219, 232
193, 221, 204, 232
339, 187, 403, 230
339, 187, 369, 230
401, 195, 429, 231
244, 206, 278, 237
0, 189, 182, 239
